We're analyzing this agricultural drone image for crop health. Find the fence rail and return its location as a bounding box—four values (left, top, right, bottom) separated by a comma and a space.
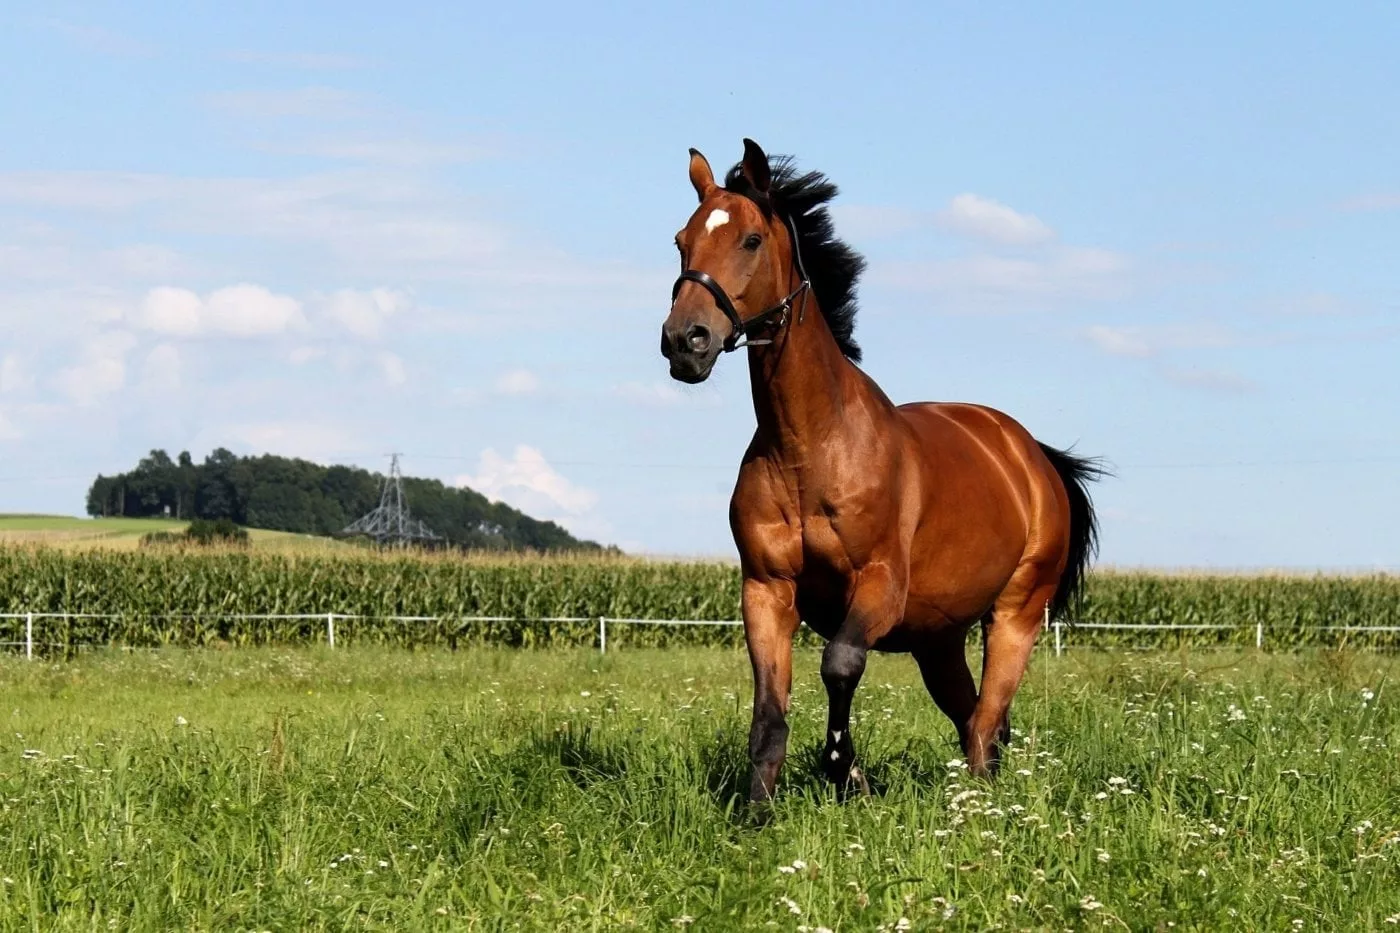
3, 612, 1400, 659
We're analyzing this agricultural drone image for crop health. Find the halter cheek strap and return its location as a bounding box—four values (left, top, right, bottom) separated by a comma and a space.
670, 212, 812, 353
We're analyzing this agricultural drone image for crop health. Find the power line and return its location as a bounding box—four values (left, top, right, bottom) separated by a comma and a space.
337, 454, 441, 546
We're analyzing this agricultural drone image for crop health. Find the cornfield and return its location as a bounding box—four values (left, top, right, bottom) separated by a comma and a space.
1, 547, 1397, 651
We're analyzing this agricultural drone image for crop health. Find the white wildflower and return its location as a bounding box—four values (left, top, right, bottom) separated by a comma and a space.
1097, 849, 1111, 863
777, 895, 801, 915
175, 716, 188, 726
1079, 895, 1104, 911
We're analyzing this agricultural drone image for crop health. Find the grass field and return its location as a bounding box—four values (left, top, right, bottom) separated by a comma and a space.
1, 646, 1396, 930
0, 514, 346, 553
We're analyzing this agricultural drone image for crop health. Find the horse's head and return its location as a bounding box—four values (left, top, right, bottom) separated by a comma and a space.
662, 138, 805, 384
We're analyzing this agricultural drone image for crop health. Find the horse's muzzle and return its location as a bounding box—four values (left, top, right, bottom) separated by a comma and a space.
661, 322, 719, 383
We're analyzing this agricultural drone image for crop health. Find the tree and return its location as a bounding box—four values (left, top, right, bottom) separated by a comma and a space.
84, 449, 605, 552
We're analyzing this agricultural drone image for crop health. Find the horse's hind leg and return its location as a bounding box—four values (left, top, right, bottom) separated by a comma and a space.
967, 577, 1056, 778
979, 615, 1012, 749
913, 625, 979, 755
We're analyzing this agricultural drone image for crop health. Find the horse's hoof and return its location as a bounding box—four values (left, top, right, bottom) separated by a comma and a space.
747, 800, 776, 826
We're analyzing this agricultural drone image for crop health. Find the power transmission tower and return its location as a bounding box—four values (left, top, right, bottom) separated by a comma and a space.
339, 453, 441, 547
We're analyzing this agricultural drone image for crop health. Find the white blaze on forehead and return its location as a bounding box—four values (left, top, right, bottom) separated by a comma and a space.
704, 209, 730, 234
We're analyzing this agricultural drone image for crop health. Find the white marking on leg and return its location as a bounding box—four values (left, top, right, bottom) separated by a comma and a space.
704, 209, 730, 234
832, 730, 842, 743
830, 750, 841, 761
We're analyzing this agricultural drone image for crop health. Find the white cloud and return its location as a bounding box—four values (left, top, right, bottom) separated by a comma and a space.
260, 138, 485, 166
222, 50, 368, 70
938, 194, 1054, 246
213, 421, 358, 461
0, 169, 657, 299
827, 204, 928, 241
140, 344, 181, 392
136, 284, 305, 338
319, 287, 411, 339
39, 19, 154, 57
206, 284, 305, 336
289, 346, 326, 365
877, 246, 1130, 307
139, 287, 202, 336
54, 332, 135, 405
456, 445, 599, 518
1163, 366, 1256, 394
203, 87, 370, 120
1337, 191, 1400, 213
379, 352, 408, 386
1084, 323, 1238, 359
610, 380, 722, 408
0, 407, 20, 441
1086, 325, 1155, 359
494, 369, 540, 395
1, 354, 33, 394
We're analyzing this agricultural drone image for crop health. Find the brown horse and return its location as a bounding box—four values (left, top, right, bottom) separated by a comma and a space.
661, 139, 1103, 805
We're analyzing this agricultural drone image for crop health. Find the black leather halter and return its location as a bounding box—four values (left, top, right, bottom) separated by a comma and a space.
670, 212, 811, 353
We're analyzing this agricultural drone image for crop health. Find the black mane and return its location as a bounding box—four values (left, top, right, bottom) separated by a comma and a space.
724, 156, 866, 362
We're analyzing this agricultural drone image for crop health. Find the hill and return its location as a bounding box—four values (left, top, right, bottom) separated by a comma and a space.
0, 514, 346, 553
83, 449, 604, 552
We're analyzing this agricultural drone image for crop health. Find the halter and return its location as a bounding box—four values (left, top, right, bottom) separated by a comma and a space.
670, 211, 811, 353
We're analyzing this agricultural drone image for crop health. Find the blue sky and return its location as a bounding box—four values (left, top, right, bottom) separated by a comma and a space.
1, 2, 1397, 568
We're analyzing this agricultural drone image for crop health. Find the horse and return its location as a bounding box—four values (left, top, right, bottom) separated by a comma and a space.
660, 139, 1103, 807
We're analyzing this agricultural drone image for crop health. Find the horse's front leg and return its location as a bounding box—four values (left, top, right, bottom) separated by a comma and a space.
743, 577, 800, 807
821, 562, 906, 796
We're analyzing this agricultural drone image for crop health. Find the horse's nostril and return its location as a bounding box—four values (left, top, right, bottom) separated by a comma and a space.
687, 325, 711, 353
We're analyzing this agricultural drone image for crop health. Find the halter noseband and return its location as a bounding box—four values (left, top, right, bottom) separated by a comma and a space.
670, 211, 811, 353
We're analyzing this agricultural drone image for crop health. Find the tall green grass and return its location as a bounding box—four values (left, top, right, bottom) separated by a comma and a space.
1, 647, 1396, 929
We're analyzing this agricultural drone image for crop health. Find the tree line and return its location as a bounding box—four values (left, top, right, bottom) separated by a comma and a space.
85, 449, 604, 552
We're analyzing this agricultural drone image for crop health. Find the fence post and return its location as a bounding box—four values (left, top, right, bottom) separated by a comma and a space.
25, 611, 34, 661
1255, 621, 1263, 650
1053, 620, 1062, 658
598, 616, 606, 655
326, 613, 336, 649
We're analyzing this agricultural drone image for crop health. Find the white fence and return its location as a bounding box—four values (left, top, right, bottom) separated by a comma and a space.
3, 612, 1400, 659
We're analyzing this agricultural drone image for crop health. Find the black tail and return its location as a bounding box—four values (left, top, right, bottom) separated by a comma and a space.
1037, 443, 1108, 622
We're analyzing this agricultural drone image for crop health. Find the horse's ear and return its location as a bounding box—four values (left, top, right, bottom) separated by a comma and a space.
741, 138, 771, 194
688, 148, 717, 201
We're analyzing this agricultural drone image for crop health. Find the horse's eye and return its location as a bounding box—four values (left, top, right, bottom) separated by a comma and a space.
742, 234, 762, 251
